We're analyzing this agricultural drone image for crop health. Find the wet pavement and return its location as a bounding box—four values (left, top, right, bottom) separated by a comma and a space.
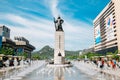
21, 65, 120, 80
22, 66, 93, 80
0, 61, 120, 80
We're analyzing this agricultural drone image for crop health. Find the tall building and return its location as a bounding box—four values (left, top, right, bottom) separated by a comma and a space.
0, 25, 10, 38
0, 25, 15, 48
93, 0, 120, 54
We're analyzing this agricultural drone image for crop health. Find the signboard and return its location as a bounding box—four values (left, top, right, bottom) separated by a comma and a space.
95, 25, 101, 44
105, 14, 115, 41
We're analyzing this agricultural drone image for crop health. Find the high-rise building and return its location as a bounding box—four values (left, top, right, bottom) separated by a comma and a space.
0, 25, 15, 48
0, 25, 10, 38
93, 0, 120, 53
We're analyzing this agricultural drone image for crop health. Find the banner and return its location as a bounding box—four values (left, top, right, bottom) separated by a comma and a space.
95, 25, 101, 44
105, 14, 115, 41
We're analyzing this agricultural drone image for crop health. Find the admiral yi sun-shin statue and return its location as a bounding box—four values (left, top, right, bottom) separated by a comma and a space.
54, 16, 64, 31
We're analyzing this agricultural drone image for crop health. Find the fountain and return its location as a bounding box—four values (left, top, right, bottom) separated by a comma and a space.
47, 16, 72, 67
2, 16, 72, 80
14, 56, 18, 68
3, 16, 119, 80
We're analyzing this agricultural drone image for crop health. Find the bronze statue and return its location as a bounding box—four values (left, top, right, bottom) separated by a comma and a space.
54, 16, 64, 31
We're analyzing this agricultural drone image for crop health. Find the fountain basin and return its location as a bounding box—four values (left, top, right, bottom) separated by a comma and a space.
47, 64, 73, 68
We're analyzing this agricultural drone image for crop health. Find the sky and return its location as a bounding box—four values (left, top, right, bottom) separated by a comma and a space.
0, 0, 110, 51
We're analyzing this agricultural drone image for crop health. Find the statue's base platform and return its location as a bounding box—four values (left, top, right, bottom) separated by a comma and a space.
47, 63, 73, 68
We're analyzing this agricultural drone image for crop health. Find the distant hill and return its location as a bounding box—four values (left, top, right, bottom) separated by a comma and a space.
32, 45, 81, 59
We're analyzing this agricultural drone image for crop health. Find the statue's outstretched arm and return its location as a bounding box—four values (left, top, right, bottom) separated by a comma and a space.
54, 17, 56, 23
54, 17, 57, 31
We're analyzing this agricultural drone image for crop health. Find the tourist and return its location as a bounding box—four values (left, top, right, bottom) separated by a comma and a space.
0, 57, 3, 68
20, 59, 24, 66
110, 60, 114, 70
100, 58, 104, 69
97, 57, 102, 68
113, 59, 116, 70
117, 61, 120, 68
9, 57, 14, 66
93, 59, 98, 67
14, 57, 18, 67
17, 57, 21, 65
4, 57, 9, 67
104, 60, 108, 70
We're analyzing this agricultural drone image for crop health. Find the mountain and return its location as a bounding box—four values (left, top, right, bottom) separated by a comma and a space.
38, 45, 54, 56
32, 45, 81, 59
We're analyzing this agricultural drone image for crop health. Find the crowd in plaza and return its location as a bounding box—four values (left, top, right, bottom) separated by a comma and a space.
75, 56, 120, 78
0, 55, 30, 69
92, 57, 120, 70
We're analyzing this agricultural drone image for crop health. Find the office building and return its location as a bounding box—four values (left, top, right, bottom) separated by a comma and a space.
93, 0, 120, 53
0, 25, 35, 57
0, 25, 10, 38
0, 25, 15, 48
14, 36, 35, 58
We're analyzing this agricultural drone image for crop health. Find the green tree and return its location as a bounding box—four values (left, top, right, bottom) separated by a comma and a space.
32, 54, 41, 60
106, 52, 113, 55
16, 52, 28, 59
0, 47, 14, 55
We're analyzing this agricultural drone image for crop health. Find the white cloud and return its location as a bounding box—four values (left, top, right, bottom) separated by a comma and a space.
45, 0, 61, 18
0, 13, 55, 50
50, 0, 59, 17
1, 13, 93, 50
0, 0, 94, 51
47, 0, 94, 50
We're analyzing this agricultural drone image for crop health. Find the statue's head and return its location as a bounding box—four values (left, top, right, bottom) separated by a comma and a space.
58, 16, 61, 19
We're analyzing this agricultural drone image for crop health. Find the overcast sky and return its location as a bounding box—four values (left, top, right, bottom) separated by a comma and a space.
0, 0, 110, 51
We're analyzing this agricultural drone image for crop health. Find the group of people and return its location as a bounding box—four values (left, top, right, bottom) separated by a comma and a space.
92, 57, 120, 70
0, 56, 30, 68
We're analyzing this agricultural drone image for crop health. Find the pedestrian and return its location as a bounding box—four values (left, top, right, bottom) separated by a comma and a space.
100, 58, 104, 69
0, 57, 3, 68
110, 60, 114, 69
97, 57, 102, 68
113, 59, 116, 70
4, 58, 9, 67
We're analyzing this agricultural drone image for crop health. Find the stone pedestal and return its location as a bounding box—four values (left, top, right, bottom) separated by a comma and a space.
54, 56, 64, 64
54, 31, 65, 64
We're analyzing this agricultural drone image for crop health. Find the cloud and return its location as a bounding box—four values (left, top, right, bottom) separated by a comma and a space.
45, 0, 94, 50
0, 0, 94, 51
0, 14, 53, 31
50, 0, 59, 17
0, 13, 55, 50
10, 26, 54, 50
0, 13, 94, 50
63, 19, 94, 50
45, 0, 60, 18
